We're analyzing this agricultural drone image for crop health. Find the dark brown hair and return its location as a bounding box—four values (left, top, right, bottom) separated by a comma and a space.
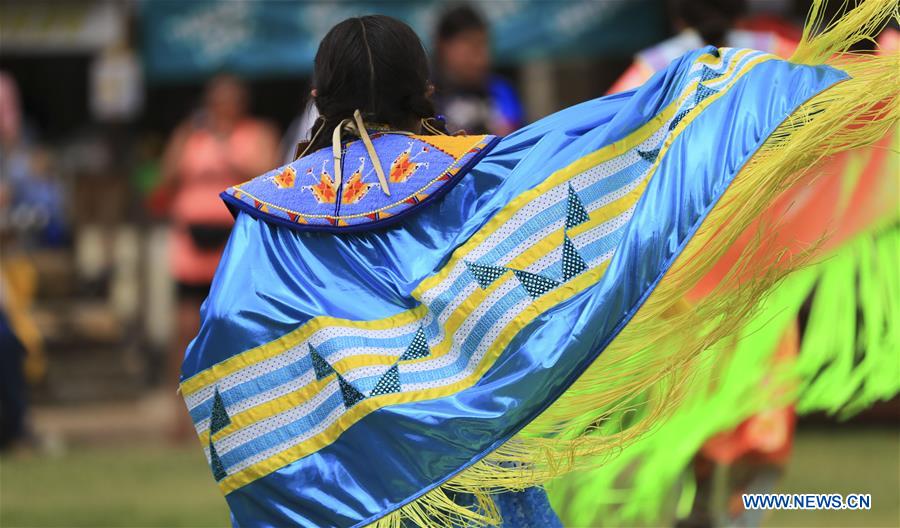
667, 0, 746, 47
436, 4, 487, 43
308, 15, 445, 152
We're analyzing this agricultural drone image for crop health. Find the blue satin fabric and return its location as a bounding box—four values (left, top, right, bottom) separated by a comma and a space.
182, 47, 845, 527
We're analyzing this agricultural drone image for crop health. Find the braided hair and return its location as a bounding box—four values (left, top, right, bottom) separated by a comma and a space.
307, 15, 446, 153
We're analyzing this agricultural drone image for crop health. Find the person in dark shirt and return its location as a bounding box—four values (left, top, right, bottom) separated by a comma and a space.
432, 4, 523, 135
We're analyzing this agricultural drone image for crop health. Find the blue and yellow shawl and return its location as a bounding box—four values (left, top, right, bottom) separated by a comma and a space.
180, 4, 898, 525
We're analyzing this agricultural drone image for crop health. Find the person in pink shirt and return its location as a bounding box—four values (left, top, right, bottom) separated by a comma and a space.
160, 74, 278, 438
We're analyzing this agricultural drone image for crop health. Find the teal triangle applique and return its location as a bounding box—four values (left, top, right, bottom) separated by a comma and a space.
310, 344, 335, 381
565, 184, 590, 230
209, 438, 228, 481
209, 387, 231, 435
370, 365, 401, 397
513, 269, 560, 299
466, 261, 509, 289
561, 235, 588, 282
695, 83, 718, 105
337, 374, 366, 408
699, 65, 720, 83
637, 148, 660, 164
400, 326, 430, 361
669, 110, 689, 131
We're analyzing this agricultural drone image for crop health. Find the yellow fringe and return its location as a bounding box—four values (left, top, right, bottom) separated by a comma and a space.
791, 0, 898, 64
371, 1, 900, 526
372, 485, 501, 528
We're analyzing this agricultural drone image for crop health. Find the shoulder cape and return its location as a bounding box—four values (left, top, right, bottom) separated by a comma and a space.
221, 133, 498, 232
180, 3, 898, 526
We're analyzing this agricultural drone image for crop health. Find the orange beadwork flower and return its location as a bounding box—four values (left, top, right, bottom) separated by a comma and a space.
305, 164, 337, 204
342, 171, 374, 204
310, 175, 337, 204
273, 167, 296, 189
389, 148, 421, 183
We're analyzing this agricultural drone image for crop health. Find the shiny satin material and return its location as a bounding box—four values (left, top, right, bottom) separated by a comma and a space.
181, 47, 845, 527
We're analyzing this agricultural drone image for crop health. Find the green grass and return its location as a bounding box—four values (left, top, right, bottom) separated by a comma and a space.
1, 445, 229, 528
0, 428, 897, 527
766, 427, 900, 528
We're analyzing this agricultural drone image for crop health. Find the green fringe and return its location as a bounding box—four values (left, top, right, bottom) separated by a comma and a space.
546, 225, 900, 526
797, 225, 900, 417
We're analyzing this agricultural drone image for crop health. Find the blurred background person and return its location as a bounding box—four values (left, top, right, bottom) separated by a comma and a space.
588, 3, 899, 528
157, 74, 278, 439
0, 72, 68, 249
605, 3, 801, 527
0, 298, 29, 450
432, 3, 524, 135
608, 0, 796, 94
0, 71, 49, 451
